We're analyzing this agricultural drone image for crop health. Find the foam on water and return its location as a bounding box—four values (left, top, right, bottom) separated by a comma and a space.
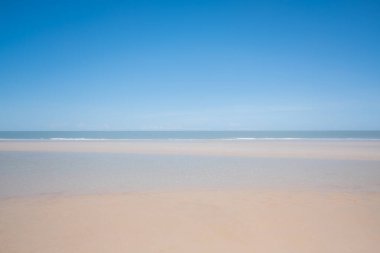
1, 131, 380, 140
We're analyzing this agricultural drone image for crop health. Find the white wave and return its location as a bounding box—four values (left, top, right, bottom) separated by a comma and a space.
0, 137, 380, 141
49, 138, 108, 141
223, 137, 303, 140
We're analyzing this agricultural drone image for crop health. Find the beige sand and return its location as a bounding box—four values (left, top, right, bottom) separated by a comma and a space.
1, 140, 380, 160
0, 190, 379, 253
1, 141, 379, 252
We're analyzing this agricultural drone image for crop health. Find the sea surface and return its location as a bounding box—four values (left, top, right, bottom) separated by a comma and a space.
1, 131, 380, 140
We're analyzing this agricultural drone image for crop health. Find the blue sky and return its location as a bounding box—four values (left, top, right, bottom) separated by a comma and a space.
1, 0, 379, 130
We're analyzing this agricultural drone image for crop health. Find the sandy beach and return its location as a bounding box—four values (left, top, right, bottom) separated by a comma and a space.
1, 139, 380, 160
1, 140, 380, 252
1, 190, 379, 253
2, 0, 380, 250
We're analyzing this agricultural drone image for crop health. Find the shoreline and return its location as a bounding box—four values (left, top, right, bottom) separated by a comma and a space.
1, 140, 380, 198
1, 140, 380, 160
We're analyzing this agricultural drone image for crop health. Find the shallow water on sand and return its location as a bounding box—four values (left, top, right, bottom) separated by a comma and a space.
1, 152, 380, 198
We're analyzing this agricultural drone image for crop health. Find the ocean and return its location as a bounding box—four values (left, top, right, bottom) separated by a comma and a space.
1, 130, 380, 140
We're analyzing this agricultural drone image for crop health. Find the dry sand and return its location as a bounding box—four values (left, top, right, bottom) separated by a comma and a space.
0, 190, 379, 253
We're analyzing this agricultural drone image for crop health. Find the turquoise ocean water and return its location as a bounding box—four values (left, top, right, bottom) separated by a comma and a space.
1, 131, 380, 140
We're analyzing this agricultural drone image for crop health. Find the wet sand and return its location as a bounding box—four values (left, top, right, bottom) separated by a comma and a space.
1, 139, 380, 160
0, 140, 379, 252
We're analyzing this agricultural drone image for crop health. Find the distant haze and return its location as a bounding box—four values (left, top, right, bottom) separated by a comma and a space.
1, 0, 379, 130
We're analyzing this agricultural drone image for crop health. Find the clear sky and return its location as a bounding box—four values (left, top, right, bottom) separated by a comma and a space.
1, 0, 379, 130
